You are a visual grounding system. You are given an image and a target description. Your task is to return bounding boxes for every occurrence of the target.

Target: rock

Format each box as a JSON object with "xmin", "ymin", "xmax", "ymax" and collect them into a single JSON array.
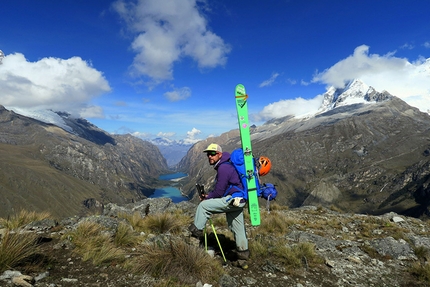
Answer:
[
  {"xmin": 12, "ymin": 275, "xmax": 34, "ymax": 287},
  {"xmin": 369, "ymin": 237, "xmax": 416, "ymax": 260},
  {"xmin": 392, "ymin": 216, "xmax": 404, "ymax": 223}
]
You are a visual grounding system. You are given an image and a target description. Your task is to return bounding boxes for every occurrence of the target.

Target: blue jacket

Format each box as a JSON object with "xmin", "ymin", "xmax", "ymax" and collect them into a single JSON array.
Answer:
[{"xmin": 206, "ymin": 152, "xmax": 244, "ymax": 199}]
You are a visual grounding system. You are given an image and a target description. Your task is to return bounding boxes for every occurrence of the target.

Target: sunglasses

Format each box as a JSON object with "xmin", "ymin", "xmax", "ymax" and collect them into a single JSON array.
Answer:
[{"xmin": 206, "ymin": 151, "xmax": 218, "ymax": 156}]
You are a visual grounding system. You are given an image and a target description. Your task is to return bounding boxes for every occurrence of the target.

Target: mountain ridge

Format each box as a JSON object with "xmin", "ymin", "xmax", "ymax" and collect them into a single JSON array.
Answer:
[
  {"xmin": 0, "ymin": 105, "xmax": 169, "ymax": 218},
  {"xmin": 177, "ymin": 80, "xmax": 430, "ymax": 218}
]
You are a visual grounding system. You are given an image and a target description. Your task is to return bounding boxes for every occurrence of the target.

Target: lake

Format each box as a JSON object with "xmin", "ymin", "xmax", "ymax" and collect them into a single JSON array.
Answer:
[{"xmin": 150, "ymin": 173, "xmax": 189, "ymax": 203}]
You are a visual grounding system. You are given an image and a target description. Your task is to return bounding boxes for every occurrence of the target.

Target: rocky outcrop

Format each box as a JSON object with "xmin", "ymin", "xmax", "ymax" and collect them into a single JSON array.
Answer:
[{"xmin": 0, "ymin": 200, "xmax": 429, "ymax": 286}]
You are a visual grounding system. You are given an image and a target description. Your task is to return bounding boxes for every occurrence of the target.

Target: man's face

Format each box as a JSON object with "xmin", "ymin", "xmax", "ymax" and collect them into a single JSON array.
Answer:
[{"xmin": 206, "ymin": 151, "xmax": 221, "ymax": 165}]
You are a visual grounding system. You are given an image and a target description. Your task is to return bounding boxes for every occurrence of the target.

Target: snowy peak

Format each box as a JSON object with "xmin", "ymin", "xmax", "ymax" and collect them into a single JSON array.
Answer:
[
  {"xmin": 5, "ymin": 106, "xmax": 75, "ymax": 133},
  {"xmin": 319, "ymin": 79, "xmax": 392, "ymax": 113}
]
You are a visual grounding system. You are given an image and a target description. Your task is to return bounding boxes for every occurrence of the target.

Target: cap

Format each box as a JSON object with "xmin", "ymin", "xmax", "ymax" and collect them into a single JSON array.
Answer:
[{"xmin": 203, "ymin": 143, "xmax": 222, "ymax": 153}]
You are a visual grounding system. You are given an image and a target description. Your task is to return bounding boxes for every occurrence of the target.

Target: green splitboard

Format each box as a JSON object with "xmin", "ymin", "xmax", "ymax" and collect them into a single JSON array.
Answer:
[{"xmin": 235, "ymin": 84, "xmax": 260, "ymax": 226}]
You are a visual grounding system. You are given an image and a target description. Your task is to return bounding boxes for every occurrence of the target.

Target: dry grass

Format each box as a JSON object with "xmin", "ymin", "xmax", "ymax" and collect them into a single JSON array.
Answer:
[
  {"xmin": 114, "ymin": 221, "xmax": 141, "ymax": 247},
  {"xmin": 118, "ymin": 211, "xmax": 146, "ymax": 231},
  {"xmin": 249, "ymin": 235, "xmax": 323, "ymax": 273},
  {"xmin": 0, "ymin": 210, "xmax": 51, "ymax": 230},
  {"xmin": 131, "ymin": 239, "xmax": 224, "ymax": 285},
  {"xmin": 118, "ymin": 210, "xmax": 189, "ymax": 235},
  {"xmin": 251, "ymin": 210, "xmax": 298, "ymax": 236},
  {"xmin": 273, "ymin": 241, "xmax": 323, "ymax": 270},
  {"xmin": 64, "ymin": 221, "xmax": 125, "ymax": 265},
  {"xmin": 409, "ymin": 262, "xmax": 430, "ymax": 284},
  {"xmin": 409, "ymin": 246, "xmax": 430, "ymax": 284},
  {"xmin": 141, "ymin": 211, "xmax": 189, "ymax": 235},
  {"xmin": 0, "ymin": 230, "xmax": 39, "ymax": 272}
]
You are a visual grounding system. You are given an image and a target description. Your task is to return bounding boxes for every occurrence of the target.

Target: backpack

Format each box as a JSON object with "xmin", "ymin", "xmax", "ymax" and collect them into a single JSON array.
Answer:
[
  {"xmin": 222, "ymin": 148, "xmax": 258, "ymax": 201},
  {"xmin": 260, "ymin": 183, "xmax": 278, "ymax": 201},
  {"xmin": 223, "ymin": 148, "xmax": 277, "ymax": 202}
]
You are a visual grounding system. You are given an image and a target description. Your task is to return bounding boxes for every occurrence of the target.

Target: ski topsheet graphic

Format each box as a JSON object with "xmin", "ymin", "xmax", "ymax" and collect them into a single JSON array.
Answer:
[{"xmin": 235, "ymin": 84, "xmax": 260, "ymax": 226}]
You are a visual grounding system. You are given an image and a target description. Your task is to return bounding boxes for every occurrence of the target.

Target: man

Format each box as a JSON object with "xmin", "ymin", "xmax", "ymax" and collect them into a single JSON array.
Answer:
[{"xmin": 188, "ymin": 143, "xmax": 250, "ymax": 261}]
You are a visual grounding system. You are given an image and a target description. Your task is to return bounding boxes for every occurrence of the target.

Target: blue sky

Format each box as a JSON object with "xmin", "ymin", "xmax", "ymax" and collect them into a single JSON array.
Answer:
[{"xmin": 1, "ymin": 0, "xmax": 429, "ymax": 143}]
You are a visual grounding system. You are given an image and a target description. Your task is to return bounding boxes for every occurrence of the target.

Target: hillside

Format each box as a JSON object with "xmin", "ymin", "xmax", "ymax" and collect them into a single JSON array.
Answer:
[
  {"xmin": 0, "ymin": 199, "xmax": 429, "ymax": 287},
  {"xmin": 177, "ymin": 81, "xmax": 430, "ymax": 219},
  {"xmin": 0, "ymin": 106, "xmax": 169, "ymax": 218}
]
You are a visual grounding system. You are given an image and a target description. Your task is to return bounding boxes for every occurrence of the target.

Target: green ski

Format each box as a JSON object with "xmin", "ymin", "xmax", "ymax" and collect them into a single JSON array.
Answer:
[{"xmin": 235, "ymin": 84, "xmax": 260, "ymax": 226}]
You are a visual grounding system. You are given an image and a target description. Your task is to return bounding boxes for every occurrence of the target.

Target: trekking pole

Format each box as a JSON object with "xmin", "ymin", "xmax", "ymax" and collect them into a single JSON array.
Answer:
[
  {"xmin": 197, "ymin": 183, "xmax": 227, "ymax": 262},
  {"xmin": 204, "ymin": 219, "xmax": 227, "ymax": 263}
]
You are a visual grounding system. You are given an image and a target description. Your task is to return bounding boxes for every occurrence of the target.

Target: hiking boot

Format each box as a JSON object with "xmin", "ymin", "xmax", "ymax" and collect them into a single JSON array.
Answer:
[
  {"xmin": 236, "ymin": 249, "xmax": 250, "ymax": 260},
  {"xmin": 188, "ymin": 223, "xmax": 203, "ymax": 238}
]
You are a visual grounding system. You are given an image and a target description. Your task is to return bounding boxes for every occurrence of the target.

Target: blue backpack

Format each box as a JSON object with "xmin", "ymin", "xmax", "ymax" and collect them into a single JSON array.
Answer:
[
  {"xmin": 260, "ymin": 183, "xmax": 278, "ymax": 201},
  {"xmin": 222, "ymin": 148, "xmax": 259, "ymax": 200},
  {"xmin": 223, "ymin": 148, "xmax": 278, "ymax": 201}
]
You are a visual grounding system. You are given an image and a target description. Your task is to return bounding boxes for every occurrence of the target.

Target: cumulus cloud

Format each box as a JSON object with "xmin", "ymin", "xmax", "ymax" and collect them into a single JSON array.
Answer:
[
  {"xmin": 183, "ymin": 127, "xmax": 201, "ymax": 144},
  {"xmin": 0, "ymin": 52, "xmax": 110, "ymax": 117},
  {"xmin": 164, "ymin": 87, "xmax": 191, "ymax": 101},
  {"xmin": 113, "ymin": 0, "xmax": 231, "ymax": 83},
  {"xmin": 254, "ymin": 95, "xmax": 324, "ymax": 122},
  {"xmin": 312, "ymin": 45, "xmax": 430, "ymax": 113},
  {"xmin": 259, "ymin": 72, "xmax": 279, "ymax": 87}
]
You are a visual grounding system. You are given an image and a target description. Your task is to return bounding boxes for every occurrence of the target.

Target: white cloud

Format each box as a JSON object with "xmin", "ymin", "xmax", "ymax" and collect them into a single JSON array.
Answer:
[
  {"xmin": 0, "ymin": 52, "xmax": 110, "ymax": 117},
  {"xmin": 259, "ymin": 72, "xmax": 279, "ymax": 87},
  {"xmin": 424, "ymin": 42, "xmax": 430, "ymax": 48},
  {"xmin": 286, "ymin": 78, "xmax": 297, "ymax": 85},
  {"xmin": 400, "ymin": 43, "xmax": 414, "ymax": 50},
  {"xmin": 164, "ymin": 87, "xmax": 191, "ymax": 101},
  {"xmin": 312, "ymin": 45, "xmax": 430, "ymax": 113},
  {"xmin": 300, "ymin": 79, "xmax": 310, "ymax": 86},
  {"xmin": 157, "ymin": 131, "xmax": 175, "ymax": 137},
  {"xmin": 254, "ymin": 95, "xmax": 324, "ymax": 122},
  {"xmin": 132, "ymin": 131, "xmax": 152, "ymax": 138},
  {"xmin": 113, "ymin": 0, "xmax": 231, "ymax": 83},
  {"xmin": 183, "ymin": 127, "xmax": 201, "ymax": 144}
]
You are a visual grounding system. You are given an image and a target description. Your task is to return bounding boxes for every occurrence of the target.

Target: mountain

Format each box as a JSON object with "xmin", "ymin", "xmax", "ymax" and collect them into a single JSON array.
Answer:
[
  {"xmin": 0, "ymin": 106, "xmax": 169, "ymax": 218},
  {"xmin": 177, "ymin": 80, "xmax": 430, "ymax": 218},
  {"xmin": 150, "ymin": 137, "xmax": 193, "ymax": 168},
  {"xmin": 318, "ymin": 79, "xmax": 393, "ymax": 114}
]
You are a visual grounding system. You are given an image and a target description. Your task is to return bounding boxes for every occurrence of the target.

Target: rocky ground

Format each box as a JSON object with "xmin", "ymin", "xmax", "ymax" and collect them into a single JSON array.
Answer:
[{"xmin": 1, "ymin": 198, "xmax": 430, "ymax": 287}]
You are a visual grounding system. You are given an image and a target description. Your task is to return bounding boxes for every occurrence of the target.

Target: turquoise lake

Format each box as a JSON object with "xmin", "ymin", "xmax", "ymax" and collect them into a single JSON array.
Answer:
[{"xmin": 150, "ymin": 173, "xmax": 189, "ymax": 203}]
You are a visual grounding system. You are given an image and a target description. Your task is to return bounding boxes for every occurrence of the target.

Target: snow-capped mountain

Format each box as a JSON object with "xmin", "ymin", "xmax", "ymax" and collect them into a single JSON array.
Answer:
[
  {"xmin": 250, "ymin": 79, "xmax": 397, "ymax": 142},
  {"xmin": 149, "ymin": 137, "xmax": 193, "ymax": 168},
  {"xmin": 5, "ymin": 106, "xmax": 75, "ymax": 133},
  {"xmin": 318, "ymin": 79, "xmax": 393, "ymax": 114}
]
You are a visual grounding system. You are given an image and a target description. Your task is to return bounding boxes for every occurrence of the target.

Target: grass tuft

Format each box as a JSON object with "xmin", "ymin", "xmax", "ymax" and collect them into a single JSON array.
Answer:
[
  {"xmin": 252, "ymin": 211, "xmax": 297, "ymax": 236},
  {"xmin": 0, "ymin": 230, "xmax": 39, "ymax": 273},
  {"xmin": 64, "ymin": 221, "xmax": 125, "ymax": 265},
  {"xmin": 0, "ymin": 210, "xmax": 51, "ymax": 230},
  {"xmin": 409, "ymin": 262, "xmax": 430, "ymax": 284},
  {"xmin": 249, "ymin": 236, "xmax": 323, "ymax": 273},
  {"xmin": 141, "ymin": 212, "xmax": 189, "ymax": 235},
  {"xmin": 132, "ymin": 239, "xmax": 224, "ymax": 285}
]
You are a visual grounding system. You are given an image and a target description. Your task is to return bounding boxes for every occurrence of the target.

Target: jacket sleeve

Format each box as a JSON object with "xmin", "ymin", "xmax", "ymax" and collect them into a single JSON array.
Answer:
[{"xmin": 205, "ymin": 163, "xmax": 234, "ymax": 199}]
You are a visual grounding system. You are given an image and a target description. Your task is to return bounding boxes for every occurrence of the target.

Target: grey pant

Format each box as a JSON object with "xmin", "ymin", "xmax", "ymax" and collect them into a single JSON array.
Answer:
[{"xmin": 194, "ymin": 196, "xmax": 248, "ymax": 251}]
